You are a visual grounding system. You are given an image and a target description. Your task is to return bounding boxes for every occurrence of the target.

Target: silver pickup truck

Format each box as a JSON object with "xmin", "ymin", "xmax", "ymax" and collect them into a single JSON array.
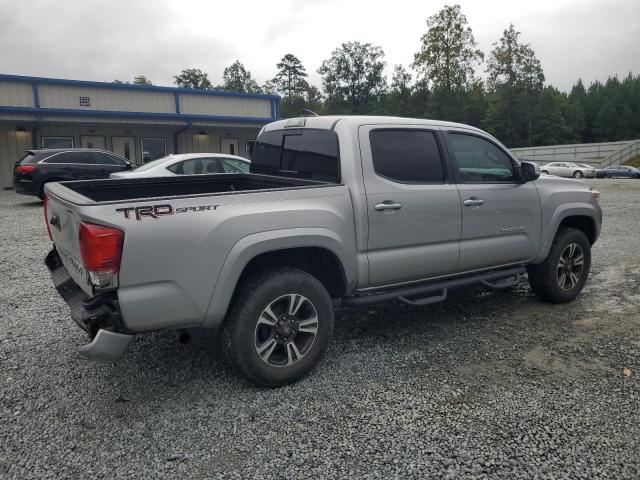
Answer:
[{"xmin": 44, "ymin": 116, "xmax": 602, "ymax": 386}]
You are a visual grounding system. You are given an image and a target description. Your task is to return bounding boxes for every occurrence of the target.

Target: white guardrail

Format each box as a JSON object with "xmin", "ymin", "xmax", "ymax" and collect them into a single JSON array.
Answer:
[{"xmin": 511, "ymin": 140, "xmax": 640, "ymax": 168}]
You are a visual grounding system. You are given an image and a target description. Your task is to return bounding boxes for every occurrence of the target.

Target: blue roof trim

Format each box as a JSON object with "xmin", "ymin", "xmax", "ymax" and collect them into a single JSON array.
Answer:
[
  {"xmin": 0, "ymin": 73, "xmax": 280, "ymax": 101},
  {"xmin": 0, "ymin": 106, "xmax": 273, "ymax": 124}
]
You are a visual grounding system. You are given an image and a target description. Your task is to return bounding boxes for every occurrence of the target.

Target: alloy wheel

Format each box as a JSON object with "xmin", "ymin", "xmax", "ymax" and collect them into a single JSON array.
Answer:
[
  {"xmin": 254, "ymin": 294, "xmax": 319, "ymax": 367},
  {"xmin": 557, "ymin": 243, "xmax": 585, "ymax": 290}
]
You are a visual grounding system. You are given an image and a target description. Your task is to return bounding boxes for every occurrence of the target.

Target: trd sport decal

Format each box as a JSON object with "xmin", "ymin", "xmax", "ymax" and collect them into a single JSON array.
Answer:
[{"xmin": 116, "ymin": 204, "xmax": 219, "ymax": 221}]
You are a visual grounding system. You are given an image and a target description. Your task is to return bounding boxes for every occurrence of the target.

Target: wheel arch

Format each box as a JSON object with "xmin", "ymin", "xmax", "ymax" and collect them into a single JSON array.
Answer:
[
  {"xmin": 559, "ymin": 215, "xmax": 597, "ymax": 244},
  {"xmin": 202, "ymin": 228, "xmax": 356, "ymax": 328},
  {"xmin": 534, "ymin": 206, "xmax": 600, "ymax": 263}
]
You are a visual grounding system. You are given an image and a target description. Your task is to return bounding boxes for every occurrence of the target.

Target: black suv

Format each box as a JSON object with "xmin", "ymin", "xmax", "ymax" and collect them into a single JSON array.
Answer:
[{"xmin": 13, "ymin": 149, "xmax": 133, "ymax": 199}]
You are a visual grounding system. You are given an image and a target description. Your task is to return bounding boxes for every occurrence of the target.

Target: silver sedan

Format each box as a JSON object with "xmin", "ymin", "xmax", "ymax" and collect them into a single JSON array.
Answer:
[
  {"xmin": 110, "ymin": 153, "xmax": 250, "ymax": 179},
  {"xmin": 540, "ymin": 162, "xmax": 596, "ymax": 179}
]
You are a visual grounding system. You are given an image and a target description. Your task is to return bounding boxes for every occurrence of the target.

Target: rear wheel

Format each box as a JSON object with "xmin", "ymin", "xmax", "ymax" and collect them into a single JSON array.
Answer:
[
  {"xmin": 573, "ymin": 171, "xmax": 583, "ymax": 179},
  {"xmin": 527, "ymin": 227, "xmax": 591, "ymax": 303},
  {"xmin": 223, "ymin": 268, "xmax": 334, "ymax": 387},
  {"xmin": 541, "ymin": 170, "xmax": 549, "ymax": 175},
  {"xmin": 38, "ymin": 182, "xmax": 48, "ymax": 200}
]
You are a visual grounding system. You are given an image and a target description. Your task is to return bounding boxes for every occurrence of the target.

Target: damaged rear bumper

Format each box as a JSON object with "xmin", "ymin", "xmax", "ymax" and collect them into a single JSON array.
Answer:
[{"xmin": 45, "ymin": 248, "xmax": 135, "ymax": 362}]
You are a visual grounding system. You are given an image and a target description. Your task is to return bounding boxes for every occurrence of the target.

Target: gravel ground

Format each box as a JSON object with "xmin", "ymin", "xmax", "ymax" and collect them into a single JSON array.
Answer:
[{"xmin": 1, "ymin": 179, "xmax": 639, "ymax": 479}]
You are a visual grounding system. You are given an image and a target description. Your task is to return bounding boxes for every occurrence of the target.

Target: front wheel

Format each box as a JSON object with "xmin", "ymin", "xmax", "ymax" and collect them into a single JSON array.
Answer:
[
  {"xmin": 527, "ymin": 227, "xmax": 591, "ymax": 303},
  {"xmin": 223, "ymin": 268, "xmax": 334, "ymax": 387},
  {"xmin": 573, "ymin": 171, "xmax": 583, "ymax": 179},
  {"xmin": 541, "ymin": 170, "xmax": 549, "ymax": 175}
]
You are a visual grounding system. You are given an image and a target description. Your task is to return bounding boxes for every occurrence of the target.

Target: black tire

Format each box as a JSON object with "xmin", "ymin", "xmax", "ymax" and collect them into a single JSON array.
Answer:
[
  {"xmin": 223, "ymin": 268, "xmax": 334, "ymax": 387},
  {"xmin": 527, "ymin": 227, "xmax": 591, "ymax": 303},
  {"xmin": 541, "ymin": 170, "xmax": 549, "ymax": 175},
  {"xmin": 37, "ymin": 183, "xmax": 47, "ymax": 200},
  {"xmin": 573, "ymin": 171, "xmax": 583, "ymax": 179}
]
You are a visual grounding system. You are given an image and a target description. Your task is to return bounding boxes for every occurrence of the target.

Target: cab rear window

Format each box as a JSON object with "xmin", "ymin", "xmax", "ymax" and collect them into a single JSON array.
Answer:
[{"xmin": 251, "ymin": 129, "xmax": 340, "ymax": 183}]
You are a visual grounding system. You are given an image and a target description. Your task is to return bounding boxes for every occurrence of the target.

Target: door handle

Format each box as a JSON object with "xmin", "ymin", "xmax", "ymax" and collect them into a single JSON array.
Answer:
[
  {"xmin": 463, "ymin": 198, "xmax": 485, "ymax": 207},
  {"xmin": 374, "ymin": 201, "xmax": 403, "ymax": 212}
]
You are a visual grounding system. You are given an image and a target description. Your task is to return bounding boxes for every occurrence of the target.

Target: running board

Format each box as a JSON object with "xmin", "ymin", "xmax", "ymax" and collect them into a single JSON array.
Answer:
[{"xmin": 342, "ymin": 267, "xmax": 526, "ymax": 307}]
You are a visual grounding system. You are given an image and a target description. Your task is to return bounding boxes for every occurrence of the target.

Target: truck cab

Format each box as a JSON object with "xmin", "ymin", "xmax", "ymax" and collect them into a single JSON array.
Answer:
[{"xmin": 44, "ymin": 116, "xmax": 602, "ymax": 386}]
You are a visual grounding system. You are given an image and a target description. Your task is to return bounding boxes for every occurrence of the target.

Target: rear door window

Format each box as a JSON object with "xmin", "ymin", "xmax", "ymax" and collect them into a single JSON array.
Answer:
[
  {"xmin": 169, "ymin": 158, "xmax": 223, "ymax": 175},
  {"xmin": 92, "ymin": 153, "xmax": 125, "ymax": 165},
  {"xmin": 221, "ymin": 158, "xmax": 249, "ymax": 173},
  {"xmin": 251, "ymin": 129, "xmax": 340, "ymax": 182},
  {"xmin": 369, "ymin": 129, "xmax": 445, "ymax": 183},
  {"xmin": 43, "ymin": 152, "xmax": 94, "ymax": 164}
]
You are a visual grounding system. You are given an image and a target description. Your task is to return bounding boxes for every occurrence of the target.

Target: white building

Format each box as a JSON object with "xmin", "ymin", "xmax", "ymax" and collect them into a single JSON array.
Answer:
[{"xmin": 0, "ymin": 74, "xmax": 280, "ymax": 189}]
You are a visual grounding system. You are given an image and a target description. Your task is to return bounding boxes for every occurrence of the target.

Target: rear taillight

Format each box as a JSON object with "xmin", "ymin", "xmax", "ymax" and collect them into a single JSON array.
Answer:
[
  {"xmin": 43, "ymin": 196, "xmax": 52, "ymax": 241},
  {"xmin": 15, "ymin": 164, "xmax": 37, "ymax": 174},
  {"xmin": 79, "ymin": 222, "xmax": 124, "ymax": 289}
]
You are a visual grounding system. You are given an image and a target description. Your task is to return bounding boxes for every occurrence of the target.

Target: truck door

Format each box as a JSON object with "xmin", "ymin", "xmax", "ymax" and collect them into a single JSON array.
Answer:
[
  {"xmin": 443, "ymin": 130, "xmax": 542, "ymax": 272},
  {"xmin": 358, "ymin": 125, "xmax": 462, "ymax": 288}
]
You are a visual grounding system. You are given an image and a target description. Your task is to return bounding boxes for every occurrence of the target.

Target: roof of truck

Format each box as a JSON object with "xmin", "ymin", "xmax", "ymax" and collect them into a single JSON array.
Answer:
[{"xmin": 263, "ymin": 115, "xmax": 487, "ymax": 134}]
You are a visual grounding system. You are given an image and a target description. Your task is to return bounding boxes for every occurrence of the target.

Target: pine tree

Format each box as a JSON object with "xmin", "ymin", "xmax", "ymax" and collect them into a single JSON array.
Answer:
[
  {"xmin": 485, "ymin": 24, "xmax": 544, "ymax": 146},
  {"xmin": 273, "ymin": 54, "xmax": 309, "ymax": 99},
  {"xmin": 412, "ymin": 5, "xmax": 484, "ymax": 92}
]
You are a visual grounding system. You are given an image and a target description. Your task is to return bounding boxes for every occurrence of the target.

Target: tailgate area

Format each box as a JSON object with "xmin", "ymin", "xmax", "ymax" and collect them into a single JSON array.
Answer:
[{"xmin": 45, "ymin": 249, "xmax": 125, "ymax": 336}]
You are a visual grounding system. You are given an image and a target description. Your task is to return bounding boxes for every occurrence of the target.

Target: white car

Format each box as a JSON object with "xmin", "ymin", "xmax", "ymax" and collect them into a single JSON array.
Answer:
[
  {"xmin": 540, "ymin": 162, "xmax": 596, "ymax": 179},
  {"xmin": 110, "ymin": 153, "xmax": 250, "ymax": 179}
]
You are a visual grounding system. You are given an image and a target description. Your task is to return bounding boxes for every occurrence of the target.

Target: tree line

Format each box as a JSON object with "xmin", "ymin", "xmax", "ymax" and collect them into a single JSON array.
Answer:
[{"xmin": 116, "ymin": 4, "xmax": 639, "ymax": 148}]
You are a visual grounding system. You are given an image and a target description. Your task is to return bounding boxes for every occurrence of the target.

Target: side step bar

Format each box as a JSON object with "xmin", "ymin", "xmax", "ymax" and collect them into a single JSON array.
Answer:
[{"xmin": 342, "ymin": 267, "xmax": 525, "ymax": 307}]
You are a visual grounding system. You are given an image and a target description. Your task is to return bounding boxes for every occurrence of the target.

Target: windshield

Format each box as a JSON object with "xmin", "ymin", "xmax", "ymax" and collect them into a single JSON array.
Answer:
[{"xmin": 132, "ymin": 156, "xmax": 173, "ymax": 172}]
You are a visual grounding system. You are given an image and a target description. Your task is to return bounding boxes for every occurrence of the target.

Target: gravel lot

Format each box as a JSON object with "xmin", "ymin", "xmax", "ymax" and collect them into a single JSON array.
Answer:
[{"xmin": 1, "ymin": 179, "xmax": 639, "ymax": 479}]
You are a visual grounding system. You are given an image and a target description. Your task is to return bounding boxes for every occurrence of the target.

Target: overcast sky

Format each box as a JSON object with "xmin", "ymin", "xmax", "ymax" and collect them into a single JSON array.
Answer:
[{"xmin": 1, "ymin": 0, "xmax": 638, "ymax": 92}]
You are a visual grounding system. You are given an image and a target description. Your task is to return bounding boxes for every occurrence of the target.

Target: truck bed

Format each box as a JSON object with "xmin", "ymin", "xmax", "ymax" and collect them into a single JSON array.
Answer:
[{"xmin": 55, "ymin": 173, "xmax": 329, "ymax": 203}]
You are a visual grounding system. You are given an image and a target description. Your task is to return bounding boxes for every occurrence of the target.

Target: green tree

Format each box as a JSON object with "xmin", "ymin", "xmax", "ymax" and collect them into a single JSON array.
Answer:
[
  {"xmin": 619, "ymin": 102, "xmax": 635, "ymax": 139},
  {"xmin": 412, "ymin": 4, "xmax": 484, "ymax": 92},
  {"xmin": 384, "ymin": 65, "xmax": 413, "ymax": 117},
  {"xmin": 261, "ymin": 79, "xmax": 278, "ymax": 95},
  {"xmin": 318, "ymin": 41, "xmax": 386, "ymax": 113},
  {"xmin": 132, "ymin": 75, "xmax": 153, "ymax": 86},
  {"xmin": 173, "ymin": 68, "xmax": 212, "ymax": 89},
  {"xmin": 530, "ymin": 87, "xmax": 573, "ymax": 145},
  {"xmin": 485, "ymin": 24, "xmax": 545, "ymax": 146},
  {"xmin": 592, "ymin": 98, "xmax": 618, "ymax": 141},
  {"xmin": 565, "ymin": 80, "xmax": 587, "ymax": 141},
  {"xmin": 486, "ymin": 24, "xmax": 544, "ymax": 91},
  {"xmin": 274, "ymin": 54, "xmax": 309, "ymax": 99},
  {"xmin": 219, "ymin": 61, "xmax": 262, "ymax": 93}
]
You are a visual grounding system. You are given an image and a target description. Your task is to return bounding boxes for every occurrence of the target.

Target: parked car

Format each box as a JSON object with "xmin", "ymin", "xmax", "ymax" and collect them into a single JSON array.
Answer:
[
  {"xmin": 14, "ymin": 148, "xmax": 133, "ymax": 199},
  {"xmin": 43, "ymin": 116, "xmax": 601, "ymax": 386},
  {"xmin": 110, "ymin": 153, "xmax": 250, "ymax": 179},
  {"xmin": 540, "ymin": 162, "xmax": 596, "ymax": 178},
  {"xmin": 575, "ymin": 163, "xmax": 598, "ymax": 178},
  {"xmin": 596, "ymin": 165, "xmax": 640, "ymax": 178}
]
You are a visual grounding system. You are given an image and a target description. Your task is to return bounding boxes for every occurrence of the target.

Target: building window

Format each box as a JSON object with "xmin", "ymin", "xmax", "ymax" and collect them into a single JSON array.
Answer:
[
  {"xmin": 41, "ymin": 137, "xmax": 74, "ymax": 149},
  {"xmin": 140, "ymin": 138, "xmax": 167, "ymax": 163},
  {"xmin": 245, "ymin": 139, "xmax": 256, "ymax": 159}
]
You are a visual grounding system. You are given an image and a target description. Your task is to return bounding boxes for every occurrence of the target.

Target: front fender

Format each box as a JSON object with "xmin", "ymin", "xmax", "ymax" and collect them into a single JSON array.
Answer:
[
  {"xmin": 202, "ymin": 228, "xmax": 357, "ymax": 328},
  {"xmin": 533, "ymin": 202, "xmax": 601, "ymax": 263}
]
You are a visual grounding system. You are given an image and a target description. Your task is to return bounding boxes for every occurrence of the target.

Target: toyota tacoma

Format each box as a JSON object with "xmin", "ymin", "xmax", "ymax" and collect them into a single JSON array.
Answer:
[{"xmin": 43, "ymin": 116, "xmax": 602, "ymax": 386}]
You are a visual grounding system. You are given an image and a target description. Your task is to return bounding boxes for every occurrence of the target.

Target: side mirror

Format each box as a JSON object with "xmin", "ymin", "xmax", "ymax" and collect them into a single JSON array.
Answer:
[{"xmin": 520, "ymin": 161, "xmax": 540, "ymax": 182}]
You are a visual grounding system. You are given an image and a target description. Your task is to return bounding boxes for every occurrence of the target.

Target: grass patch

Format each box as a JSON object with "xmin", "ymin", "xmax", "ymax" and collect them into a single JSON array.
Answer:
[{"xmin": 626, "ymin": 155, "xmax": 640, "ymax": 167}]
